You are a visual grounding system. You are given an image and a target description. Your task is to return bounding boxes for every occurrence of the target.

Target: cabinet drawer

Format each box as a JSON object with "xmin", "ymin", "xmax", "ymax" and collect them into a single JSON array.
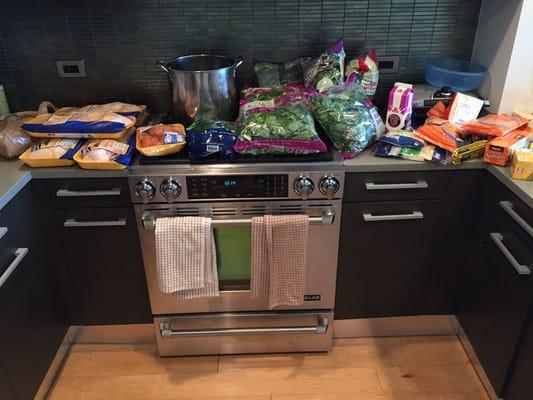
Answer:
[
  {"xmin": 335, "ymin": 200, "xmax": 444, "ymax": 319},
  {"xmin": 344, "ymin": 171, "xmax": 449, "ymax": 202},
  {"xmin": 56, "ymin": 207, "xmax": 151, "ymax": 325},
  {"xmin": 48, "ymin": 178, "xmax": 131, "ymax": 208}
]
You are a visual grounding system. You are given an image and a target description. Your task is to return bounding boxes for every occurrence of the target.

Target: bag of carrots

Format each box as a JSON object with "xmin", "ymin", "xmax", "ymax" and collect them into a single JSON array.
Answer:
[
  {"xmin": 459, "ymin": 114, "xmax": 528, "ymax": 137},
  {"xmin": 416, "ymin": 117, "xmax": 464, "ymax": 152}
]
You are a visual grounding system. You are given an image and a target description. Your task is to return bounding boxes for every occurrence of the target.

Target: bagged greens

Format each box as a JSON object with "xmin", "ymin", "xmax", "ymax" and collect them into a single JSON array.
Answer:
[
  {"xmin": 254, "ymin": 58, "xmax": 306, "ymax": 88},
  {"xmin": 304, "ymin": 39, "xmax": 345, "ymax": 92},
  {"xmin": 310, "ymin": 79, "xmax": 385, "ymax": 159},
  {"xmin": 186, "ymin": 119, "xmax": 238, "ymax": 160},
  {"xmin": 235, "ymin": 95, "xmax": 326, "ymax": 155}
]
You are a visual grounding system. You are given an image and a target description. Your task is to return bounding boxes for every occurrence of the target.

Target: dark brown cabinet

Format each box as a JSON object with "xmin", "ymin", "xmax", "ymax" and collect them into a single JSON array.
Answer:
[
  {"xmin": 457, "ymin": 173, "xmax": 533, "ymax": 397},
  {"xmin": 0, "ymin": 184, "xmax": 68, "ymax": 400},
  {"xmin": 56, "ymin": 207, "xmax": 152, "ymax": 325},
  {"xmin": 336, "ymin": 199, "xmax": 444, "ymax": 318}
]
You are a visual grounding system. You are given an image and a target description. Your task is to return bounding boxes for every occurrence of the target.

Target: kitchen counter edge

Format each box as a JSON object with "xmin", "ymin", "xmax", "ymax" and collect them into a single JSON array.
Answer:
[{"xmin": 0, "ymin": 155, "xmax": 531, "ymax": 210}]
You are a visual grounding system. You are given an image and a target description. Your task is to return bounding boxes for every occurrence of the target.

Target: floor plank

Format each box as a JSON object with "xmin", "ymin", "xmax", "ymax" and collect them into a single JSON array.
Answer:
[{"xmin": 48, "ymin": 336, "xmax": 489, "ymax": 400}]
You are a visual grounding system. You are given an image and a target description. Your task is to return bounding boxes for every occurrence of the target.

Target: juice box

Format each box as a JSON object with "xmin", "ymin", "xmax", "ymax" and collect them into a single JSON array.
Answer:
[{"xmin": 511, "ymin": 148, "xmax": 533, "ymax": 180}]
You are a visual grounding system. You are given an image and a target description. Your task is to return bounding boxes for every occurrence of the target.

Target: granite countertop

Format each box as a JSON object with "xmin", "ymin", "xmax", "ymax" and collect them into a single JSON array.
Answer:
[{"xmin": 1, "ymin": 150, "xmax": 532, "ymax": 210}]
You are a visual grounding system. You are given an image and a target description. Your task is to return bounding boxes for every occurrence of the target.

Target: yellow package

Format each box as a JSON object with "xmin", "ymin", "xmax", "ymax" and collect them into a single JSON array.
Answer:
[{"xmin": 511, "ymin": 148, "xmax": 533, "ymax": 180}]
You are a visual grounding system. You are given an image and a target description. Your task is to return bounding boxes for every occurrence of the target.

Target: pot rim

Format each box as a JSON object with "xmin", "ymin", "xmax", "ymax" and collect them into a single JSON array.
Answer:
[{"xmin": 164, "ymin": 54, "xmax": 241, "ymax": 73}]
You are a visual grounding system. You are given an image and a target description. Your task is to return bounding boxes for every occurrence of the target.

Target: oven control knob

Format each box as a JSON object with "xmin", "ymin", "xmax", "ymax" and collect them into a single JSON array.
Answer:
[
  {"xmin": 160, "ymin": 179, "xmax": 181, "ymax": 203},
  {"xmin": 319, "ymin": 176, "xmax": 340, "ymax": 199},
  {"xmin": 134, "ymin": 180, "xmax": 155, "ymax": 204},
  {"xmin": 293, "ymin": 176, "xmax": 314, "ymax": 200}
]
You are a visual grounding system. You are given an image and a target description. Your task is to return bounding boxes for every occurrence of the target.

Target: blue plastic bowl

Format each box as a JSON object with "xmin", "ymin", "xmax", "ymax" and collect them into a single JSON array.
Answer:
[{"xmin": 425, "ymin": 58, "xmax": 487, "ymax": 92}]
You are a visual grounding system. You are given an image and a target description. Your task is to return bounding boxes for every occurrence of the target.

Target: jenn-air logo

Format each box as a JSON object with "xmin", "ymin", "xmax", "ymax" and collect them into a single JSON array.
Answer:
[{"xmin": 304, "ymin": 294, "xmax": 321, "ymax": 301}]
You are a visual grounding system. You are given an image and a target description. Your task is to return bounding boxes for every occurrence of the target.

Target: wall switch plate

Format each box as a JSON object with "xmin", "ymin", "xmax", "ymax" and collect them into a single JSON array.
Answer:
[
  {"xmin": 378, "ymin": 56, "xmax": 400, "ymax": 73},
  {"xmin": 56, "ymin": 60, "xmax": 86, "ymax": 78}
]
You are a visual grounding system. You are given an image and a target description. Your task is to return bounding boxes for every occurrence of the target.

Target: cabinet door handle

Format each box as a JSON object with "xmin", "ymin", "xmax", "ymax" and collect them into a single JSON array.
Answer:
[
  {"xmin": 0, "ymin": 248, "xmax": 29, "ymax": 288},
  {"xmin": 490, "ymin": 233, "xmax": 531, "ymax": 276},
  {"xmin": 363, "ymin": 211, "xmax": 424, "ymax": 222},
  {"xmin": 64, "ymin": 218, "xmax": 127, "ymax": 228},
  {"xmin": 56, "ymin": 188, "xmax": 121, "ymax": 197},
  {"xmin": 365, "ymin": 181, "xmax": 428, "ymax": 191},
  {"xmin": 0, "ymin": 227, "xmax": 7, "ymax": 241},
  {"xmin": 500, "ymin": 201, "xmax": 533, "ymax": 238}
]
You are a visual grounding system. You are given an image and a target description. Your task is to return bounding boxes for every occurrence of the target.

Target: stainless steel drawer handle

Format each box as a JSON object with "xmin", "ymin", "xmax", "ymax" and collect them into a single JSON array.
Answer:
[
  {"xmin": 0, "ymin": 227, "xmax": 7, "ymax": 241},
  {"xmin": 142, "ymin": 211, "xmax": 335, "ymax": 230},
  {"xmin": 490, "ymin": 233, "xmax": 531, "ymax": 276},
  {"xmin": 56, "ymin": 188, "xmax": 121, "ymax": 197},
  {"xmin": 363, "ymin": 211, "xmax": 424, "ymax": 222},
  {"xmin": 365, "ymin": 181, "xmax": 429, "ymax": 191},
  {"xmin": 64, "ymin": 218, "xmax": 127, "ymax": 228},
  {"xmin": 0, "ymin": 248, "xmax": 29, "ymax": 288},
  {"xmin": 500, "ymin": 201, "xmax": 533, "ymax": 238},
  {"xmin": 160, "ymin": 315, "xmax": 328, "ymax": 338}
]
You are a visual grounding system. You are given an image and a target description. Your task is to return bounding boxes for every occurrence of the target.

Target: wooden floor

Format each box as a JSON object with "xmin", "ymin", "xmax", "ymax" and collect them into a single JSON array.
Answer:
[{"xmin": 48, "ymin": 336, "xmax": 489, "ymax": 400}]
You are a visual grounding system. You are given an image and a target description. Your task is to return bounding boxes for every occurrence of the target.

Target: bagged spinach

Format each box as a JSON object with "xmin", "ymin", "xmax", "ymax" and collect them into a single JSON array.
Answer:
[
  {"xmin": 186, "ymin": 119, "xmax": 239, "ymax": 160},
  {"xmin": 235, "ymin": 98, "xmax": 326, "ymax": 155},
  {"xmin": 304, "ymin": 39, "xmax": 345, "ymax": 92},
  {"xmin": 254, "ymin": 58, "xmax": 306, "ymax": 88},
  {"xmin": 310, "ymin": 79, "xmax": 385, "ymax": 159}
]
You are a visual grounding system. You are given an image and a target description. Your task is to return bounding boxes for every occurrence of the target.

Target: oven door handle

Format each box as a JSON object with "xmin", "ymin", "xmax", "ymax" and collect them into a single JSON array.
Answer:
[
  {"xmin": 142, "ymin": 211, "xmax": 335, "ymax": 230},
  {"xmin": 159, "ymin": 315, "xmax": 329, "ymax": 338}
]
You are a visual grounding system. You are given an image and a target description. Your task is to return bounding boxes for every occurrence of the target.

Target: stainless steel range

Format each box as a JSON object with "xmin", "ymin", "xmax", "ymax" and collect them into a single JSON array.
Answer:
[{"xmin": 129, "ymin": 160, "xmax": 344, "ymax": 356}]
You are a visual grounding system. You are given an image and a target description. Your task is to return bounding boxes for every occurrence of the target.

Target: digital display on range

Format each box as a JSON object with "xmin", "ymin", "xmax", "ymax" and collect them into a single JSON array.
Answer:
[{"xmin": 187, "ymin": 175, "xmax": 288, "ymax": 199}]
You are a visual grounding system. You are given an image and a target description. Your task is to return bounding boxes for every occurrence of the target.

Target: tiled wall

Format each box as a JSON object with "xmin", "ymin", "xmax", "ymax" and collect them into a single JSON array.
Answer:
[{"xmin": 0, "ymin": 0, "xmax": 481, "ymax": 113}]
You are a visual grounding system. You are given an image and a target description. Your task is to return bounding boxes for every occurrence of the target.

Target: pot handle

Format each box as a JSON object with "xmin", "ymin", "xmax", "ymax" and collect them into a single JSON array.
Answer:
[
  {"xmin": 234, "ymin": 56, "xmax": 244, "ymax": 69},
  {"xmin": 157, "ymin": 59, "xmax": 171, "ymax": 75}
]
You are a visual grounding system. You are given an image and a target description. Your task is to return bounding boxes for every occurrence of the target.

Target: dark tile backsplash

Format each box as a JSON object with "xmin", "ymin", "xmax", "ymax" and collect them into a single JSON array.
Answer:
[{"xmin": 0, "ymin": 0, "xmax": 481, "ymax": 113}]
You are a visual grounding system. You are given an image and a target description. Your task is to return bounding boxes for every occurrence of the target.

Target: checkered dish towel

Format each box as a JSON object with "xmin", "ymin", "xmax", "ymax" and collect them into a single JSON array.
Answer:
[
  {"xmin": 155, "ymin": 216, "xmax": 219, "ymax": 299},
  {"xmin": 251, "ymin": 215, "xmax": 309, "ymax": 308}
]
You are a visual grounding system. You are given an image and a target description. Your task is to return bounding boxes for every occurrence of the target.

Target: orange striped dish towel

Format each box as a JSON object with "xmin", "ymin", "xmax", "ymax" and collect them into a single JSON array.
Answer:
[{"xmin": 251, "ymin": 215, "xmax": 309, "ymax": 308}]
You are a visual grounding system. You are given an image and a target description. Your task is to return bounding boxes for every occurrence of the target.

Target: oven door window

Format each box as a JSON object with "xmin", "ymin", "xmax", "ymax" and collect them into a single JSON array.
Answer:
[{"xmin": 214, "ymin": 227, "xmax": 251, "ymax": 291}]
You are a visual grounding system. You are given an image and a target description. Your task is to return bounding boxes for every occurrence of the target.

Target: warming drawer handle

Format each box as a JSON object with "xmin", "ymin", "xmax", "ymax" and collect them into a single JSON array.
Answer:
[
  {"xmin": 142, "ymin": 211, "xmax": 335, "ymax": 230},
  {"xmin": 500, "ymin": 201, "xmax": 533, "ymax": 238},
  {"xmin": 490, "ymin": 233, "xmax": 531, "ymax": 276},
  {"xmin": 64, "ymin": 218, "xmax": 127, "ymax": 228},
  {"xmin": 159, "ymin": 315, "xmax": 329, "ymax": 338},
  {"xmin": 56, "ymin": 188, "xmax": 122, "ymax": 197},
  {"xmin": 0, "ymin": 248, "xmax": 29, "ymax": 288},
  {"xmin": 362, "ymin": 211, "xmax": 424, "ymax": 222},
  {"xmin": 365, "ymin": 181, "xmax": 429, "ymax": 191}
]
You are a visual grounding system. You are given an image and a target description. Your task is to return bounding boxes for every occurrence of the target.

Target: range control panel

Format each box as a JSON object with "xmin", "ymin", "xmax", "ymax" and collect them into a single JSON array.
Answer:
[
  {"xmin": 187, "ymin": 175, "xmax": 288, "ymax": 199},
  {"xmin": 129, "ymin": 170, "xmax": 344, "ymax": 204}
]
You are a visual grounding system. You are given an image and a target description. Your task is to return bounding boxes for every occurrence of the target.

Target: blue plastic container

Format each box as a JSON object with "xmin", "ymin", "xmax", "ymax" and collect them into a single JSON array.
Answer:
[{"xmin": 425, "ymin": 58, "xmax": 487, "ymax": 92}]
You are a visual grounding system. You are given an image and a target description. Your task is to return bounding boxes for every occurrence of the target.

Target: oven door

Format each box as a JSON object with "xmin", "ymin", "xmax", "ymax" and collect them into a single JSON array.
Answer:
[{"xmin": 135, "ymin": 200, "xmax": 341, "ymax": 314}]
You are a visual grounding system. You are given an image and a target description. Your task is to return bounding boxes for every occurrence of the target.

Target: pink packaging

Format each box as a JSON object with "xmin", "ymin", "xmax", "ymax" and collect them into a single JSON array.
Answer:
[{"xmin": 386, "ymin": 82, "xmax": 414, "ymax": 131}]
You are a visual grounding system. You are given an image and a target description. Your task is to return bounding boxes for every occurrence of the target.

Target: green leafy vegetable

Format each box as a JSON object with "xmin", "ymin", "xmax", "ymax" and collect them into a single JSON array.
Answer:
[
  {"xmin": 240, "ymin": 104, "xmax": 319, "ymax": 141},
  {"xmin": 310, "ymin": 81, "xmax": 384, "ymax": 158}
]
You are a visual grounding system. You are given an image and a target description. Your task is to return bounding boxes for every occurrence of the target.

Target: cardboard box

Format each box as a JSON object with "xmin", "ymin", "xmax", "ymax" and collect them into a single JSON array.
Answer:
[
  {"xmin": 484, "ymin": 128, "xmax": 531, "ymax": 166},
  {"xmin": 511, "ymin": 148, "xmax": 533, "ymax": 180}
]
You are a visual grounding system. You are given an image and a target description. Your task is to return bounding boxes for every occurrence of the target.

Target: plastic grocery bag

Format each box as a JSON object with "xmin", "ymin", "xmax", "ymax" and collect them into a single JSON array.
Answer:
[
  {"xmin": 0, "ymin": 115, "xmax": 33, "ymax": 158},
  {"xmin": 310, "ymin": 79, "xmax": 385, "ymax": 159}
]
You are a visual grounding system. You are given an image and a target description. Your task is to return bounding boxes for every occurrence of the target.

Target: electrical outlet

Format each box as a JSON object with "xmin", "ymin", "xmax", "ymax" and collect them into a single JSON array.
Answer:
[
  {"xmin": 56, "ymin": 60, "xmax": 86, "ymax": 78},
  {"xmin": 378, "ymin": 56, "xmax": 400, "ymax": 73}
]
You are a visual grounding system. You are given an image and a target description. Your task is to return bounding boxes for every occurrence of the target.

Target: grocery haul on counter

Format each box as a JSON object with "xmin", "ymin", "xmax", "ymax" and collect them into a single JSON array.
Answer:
[{"xmin": 4, "ymin": 41, "xmax": 532, "ymax": 181}]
